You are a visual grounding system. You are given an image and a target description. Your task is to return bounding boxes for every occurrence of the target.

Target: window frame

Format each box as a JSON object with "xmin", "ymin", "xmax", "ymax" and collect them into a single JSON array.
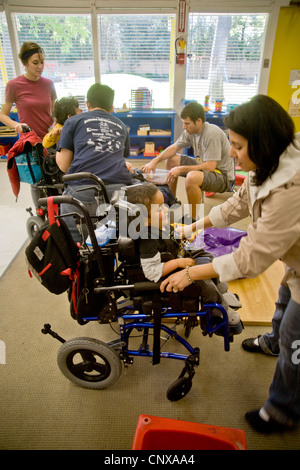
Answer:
[
  {"xmin": 185, "ymin": 12, "xmax": 269, "ymax": 106},
  {"xmin": 0, "ymin": 0, "xmax": 283, "ymax": 126},
  {"xmin": 96, "ymin": 11, "xmax": 176, "ymax": 108}
]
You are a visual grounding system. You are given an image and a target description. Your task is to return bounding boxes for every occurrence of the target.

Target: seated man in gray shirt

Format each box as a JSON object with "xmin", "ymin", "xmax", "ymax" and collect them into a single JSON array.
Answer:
[{"xmin": 141, "ymin": 102, "xmax": 235, "ymax": 221}]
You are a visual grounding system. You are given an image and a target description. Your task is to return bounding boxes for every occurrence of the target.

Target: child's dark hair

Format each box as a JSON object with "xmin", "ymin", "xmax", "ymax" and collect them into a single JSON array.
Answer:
[
  {"xmin": 180, "ymin": 102, "xmax": 206, "ymax": 123},
  {"xmin": 53, "ymin": 97, "xmax": 80, "ymax": 125},
  {"xmin": 126, "ymin": 182, "xmax": 158, "ymax": 217},
  {"xmin": 86, "ymin": 83, "xmax": 115, "ymax": 112},
  {"xmin": 224, "ymin": 95, "xmax": 295, "ymax": 186}
]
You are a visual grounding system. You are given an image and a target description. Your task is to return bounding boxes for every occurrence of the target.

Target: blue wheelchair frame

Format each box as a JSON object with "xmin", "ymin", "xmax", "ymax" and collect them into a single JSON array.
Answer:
[
  {"xmin": 38, "ymin": 175, "xmax": 233, "ymax": 400},
  {"xmin": 82, "ymin": 303, "xmax": 230, "ymax": 359}
]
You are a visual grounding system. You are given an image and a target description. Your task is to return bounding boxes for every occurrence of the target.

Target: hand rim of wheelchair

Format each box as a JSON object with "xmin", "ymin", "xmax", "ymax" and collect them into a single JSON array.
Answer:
[{"xmin": 57, "ymin": 337, "xmax": 122, "ymax": 390}]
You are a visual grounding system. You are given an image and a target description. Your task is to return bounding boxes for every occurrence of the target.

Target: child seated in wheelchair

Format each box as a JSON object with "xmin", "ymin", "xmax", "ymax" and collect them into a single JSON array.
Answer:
[
  {"xmin": 125, "ymin": 182, "xmax": 243, "ymax": 331},
  {"xmin": 42, "ymin": 96, "xmax": 82, "ymax": 149}
]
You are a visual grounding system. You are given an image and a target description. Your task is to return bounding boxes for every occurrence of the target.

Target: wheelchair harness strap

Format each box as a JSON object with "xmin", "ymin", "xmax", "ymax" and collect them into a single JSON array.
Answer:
[{"xmin": 152, "ymin": 290, "xmax": 162, "ymax": 365}]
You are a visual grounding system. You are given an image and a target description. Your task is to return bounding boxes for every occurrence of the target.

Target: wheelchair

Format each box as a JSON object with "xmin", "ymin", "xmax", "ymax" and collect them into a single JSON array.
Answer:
[{"xmin": 38, "ymin": 174, "xmax": 242, "ymax": 401}]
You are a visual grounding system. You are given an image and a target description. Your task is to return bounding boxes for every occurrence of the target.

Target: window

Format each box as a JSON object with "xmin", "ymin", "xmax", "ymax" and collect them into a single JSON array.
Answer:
[
  {"xmin": 97, "ymin": 14, "xmax": 176, "ymax": 109},
  {"xmin": 13, "ymin": 13, "xmax": 94, "ymax": 105},
  {"xmin": 0, "ymin": 12, "xmax": 15, "ymax": 104},
  {"xmin": 186, "ymin": 13, "xmax": 268, "ymax": 107}
]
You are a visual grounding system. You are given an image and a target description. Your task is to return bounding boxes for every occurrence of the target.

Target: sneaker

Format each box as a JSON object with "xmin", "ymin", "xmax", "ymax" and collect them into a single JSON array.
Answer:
[
  {"xmin": 222, "ymin": 291, "xmax": 242, "ymax": 309},
  {"xmin": 242, "ymin": 336, "xmax": 263, "ymax": 353},
  {"xmin": 242, "ymin": 336, "xmax": 279, "ymax": 355},
  {"xmin": 229, "ymin": 320, "xmax": 244, "ymax": 335},
  {"xmin": 211, "ymin": 306, "xmax": 241, "ymax": 326},
  {"xmin": 208, "ymin": 314, "xmax": 243, "ymax": 336},
  {"xmin": 227, "ymin": 307, "xmax": 241, "ymax": 325},
  {"xmin": 245, "ymin": 409, "xmax": 295, "ymax": 433}
]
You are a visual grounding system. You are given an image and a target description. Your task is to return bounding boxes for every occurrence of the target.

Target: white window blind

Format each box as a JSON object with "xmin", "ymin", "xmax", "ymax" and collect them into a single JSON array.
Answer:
[
  {"xmin": 13, "ymin": 13, "xmax": 93, "ymax": 105},
  {"xmin": 97, "ymin": 14, "xmax": 176, "ymax": 109},
  {"xmin": 186, "ymin": 13, "xmax": 268, "ymax": 107},
  {"xmin": 0, "ymin": 12, "xmax": 15, "ymax": 104}
]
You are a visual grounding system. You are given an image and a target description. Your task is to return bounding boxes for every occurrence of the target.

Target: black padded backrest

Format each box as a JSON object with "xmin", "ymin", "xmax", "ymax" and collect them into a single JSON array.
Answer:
[{"xmin": 118, "ymin": 237, "xmax": 140, "ymax": 264}]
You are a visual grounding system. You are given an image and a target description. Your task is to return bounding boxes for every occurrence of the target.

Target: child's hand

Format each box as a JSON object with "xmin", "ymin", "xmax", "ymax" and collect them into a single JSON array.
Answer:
[
  {"xmin": 177, "ymin": 258, "xmax": 195, "ymax": 269},
  {"xmin": 126, "ymin": 161, "xmax": 133, "ymax": 173},
  {"xmin": 52, "ymin": 127, "xmax": 61, "ymax": 136},
  {"xmin": 50, "ymin": 127, "xmax": 62, "ymax": 136},
  {"xmin": 174, "ymin": 223, "xmax": 194, "ymax": 239}
]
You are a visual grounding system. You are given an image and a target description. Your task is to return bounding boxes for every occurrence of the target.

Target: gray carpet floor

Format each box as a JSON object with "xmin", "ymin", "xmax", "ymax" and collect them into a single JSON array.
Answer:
[{"xmin": 0, "ymin": 245, "xmax": 299, "ymax": 451}]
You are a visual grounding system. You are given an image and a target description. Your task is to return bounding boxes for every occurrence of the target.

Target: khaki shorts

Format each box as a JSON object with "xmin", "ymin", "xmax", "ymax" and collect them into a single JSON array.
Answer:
[{"xmin": 180, "ymin": 154, "xmax": 233, "ymax": 193}]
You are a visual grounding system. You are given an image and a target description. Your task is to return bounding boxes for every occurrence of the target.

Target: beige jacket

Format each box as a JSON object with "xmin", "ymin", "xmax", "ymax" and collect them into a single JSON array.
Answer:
[{"xmin": 209, "ymin": 133, "xmax": 300, "ymax": 303}]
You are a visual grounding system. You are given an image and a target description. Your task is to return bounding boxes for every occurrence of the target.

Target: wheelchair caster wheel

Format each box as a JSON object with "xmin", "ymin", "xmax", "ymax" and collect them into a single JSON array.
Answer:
[{"xmin": 166, "ymin": 377, "xmax": 192, "ymax": 401}]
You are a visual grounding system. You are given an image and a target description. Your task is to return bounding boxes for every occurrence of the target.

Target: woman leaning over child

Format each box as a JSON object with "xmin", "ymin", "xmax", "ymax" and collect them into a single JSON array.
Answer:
[{"xmin": 161, "ymin": 95, "xmax": 300, "ymax": 433}]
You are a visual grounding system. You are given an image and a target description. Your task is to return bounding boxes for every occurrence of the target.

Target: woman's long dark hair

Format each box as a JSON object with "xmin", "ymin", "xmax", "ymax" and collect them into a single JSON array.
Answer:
[{"xmin": 224, "ymin": 95, "xmax": 295, "ymax": 186}]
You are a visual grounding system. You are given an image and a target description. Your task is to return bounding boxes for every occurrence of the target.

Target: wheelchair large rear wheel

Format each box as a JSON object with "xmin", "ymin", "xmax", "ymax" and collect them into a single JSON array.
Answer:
[
  {"xmin": 26, "ymin": 215, "xmax": 44, "ymax": 239},
  {"xmin": 57, "ymin": 337, "xmax": 122, "ymax": 389}
]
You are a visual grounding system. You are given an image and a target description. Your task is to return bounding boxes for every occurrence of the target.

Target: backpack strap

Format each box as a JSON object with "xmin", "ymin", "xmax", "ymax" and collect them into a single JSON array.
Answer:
[{"xmin": 47, "ymin": 196, "xmax": 60, "ymax": 226}]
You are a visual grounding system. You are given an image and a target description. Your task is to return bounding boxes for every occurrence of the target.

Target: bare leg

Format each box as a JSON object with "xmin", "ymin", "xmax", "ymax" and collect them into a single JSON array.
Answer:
[
  {"xmin": 165, "ymin": 154, "xmax": 181, "ymax": 195},
  {"xmin": 185, "ymin": 170, "xmax": 204, "ymax": 219}
]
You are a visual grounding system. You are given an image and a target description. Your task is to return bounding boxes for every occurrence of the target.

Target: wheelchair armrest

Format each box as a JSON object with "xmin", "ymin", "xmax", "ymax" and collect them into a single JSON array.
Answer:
[{"xmin": 134, "ymin": 281, "xmax": 161, "ymax": 291}]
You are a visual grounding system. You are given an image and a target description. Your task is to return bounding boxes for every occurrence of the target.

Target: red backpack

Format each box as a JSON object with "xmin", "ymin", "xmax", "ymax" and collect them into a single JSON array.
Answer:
[{"xmin": 25, "ymin": 197, "xmax": 80, "ymax": 295}]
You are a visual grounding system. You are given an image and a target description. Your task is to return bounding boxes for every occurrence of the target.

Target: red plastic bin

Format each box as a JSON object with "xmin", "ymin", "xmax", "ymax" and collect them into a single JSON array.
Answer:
[{"xmin": 132, "ymin": 415, "xmax": 246, "ymax": 450}]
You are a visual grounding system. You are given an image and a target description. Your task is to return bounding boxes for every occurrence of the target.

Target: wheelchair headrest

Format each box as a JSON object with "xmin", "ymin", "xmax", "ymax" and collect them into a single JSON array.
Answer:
[
  {"xmin": 114, "ymin": 196, "xmax": 141, "ymax": 218},
  {"xmin": 110, "ymin": 185, "xmax": 147, "ymax": 238},
  {"xmin": 97, "ymin": 184, "xmax": 150, "ymax": 242},
  {"xmin": 111, "ymin": 184, "xmax": 146, "ymax": 213}
]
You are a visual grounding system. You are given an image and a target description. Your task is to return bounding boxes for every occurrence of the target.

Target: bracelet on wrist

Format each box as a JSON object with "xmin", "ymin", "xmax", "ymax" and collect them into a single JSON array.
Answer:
[{"xmin": 185, "ymin": 266, "xmax": 194, "ymax": 284}]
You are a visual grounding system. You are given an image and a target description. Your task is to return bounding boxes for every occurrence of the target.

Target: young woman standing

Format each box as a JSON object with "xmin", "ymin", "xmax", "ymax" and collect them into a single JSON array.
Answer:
[{"xmin": 0, "ymin": 41, "xmax": 57, "ymax": 140}]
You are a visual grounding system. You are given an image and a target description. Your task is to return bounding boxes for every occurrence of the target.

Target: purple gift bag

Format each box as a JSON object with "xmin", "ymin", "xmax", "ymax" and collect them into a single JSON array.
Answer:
[{"xmin": 188, "ymin": 227, "xmax": 247, "ymax": 257}]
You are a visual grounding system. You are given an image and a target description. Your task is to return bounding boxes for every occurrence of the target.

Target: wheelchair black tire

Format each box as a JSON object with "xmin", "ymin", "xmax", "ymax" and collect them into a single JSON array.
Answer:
[
  {"xmin": 166, "ymin": 377, "xmax": 193, "ymax": 401},
  {"xmin": 57, "ymin": 337, "xmax": 122, "ymax": 389}
]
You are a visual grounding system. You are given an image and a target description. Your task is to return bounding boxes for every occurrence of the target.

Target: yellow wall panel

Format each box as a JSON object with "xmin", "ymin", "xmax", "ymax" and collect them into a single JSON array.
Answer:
[{"xmin": 267, "ymin": 6, "xmax": 300, "ymax": 132}]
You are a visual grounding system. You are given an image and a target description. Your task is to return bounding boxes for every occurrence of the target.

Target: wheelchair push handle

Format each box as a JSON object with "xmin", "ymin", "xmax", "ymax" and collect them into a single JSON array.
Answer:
[
  {"xmin": 38, "ymin": 194, "xmax": 77, "ymax": 207},
  {"xmin": 62, "ymin": 172, "xmax": 110, "ymax": 203},
  {"xmin": 37, "ymin": 195, "xmax": 99, "ymax": 250},
  {"xmin": 95, "ymin": 281, "xmax": 162, "ymax": 293}
]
